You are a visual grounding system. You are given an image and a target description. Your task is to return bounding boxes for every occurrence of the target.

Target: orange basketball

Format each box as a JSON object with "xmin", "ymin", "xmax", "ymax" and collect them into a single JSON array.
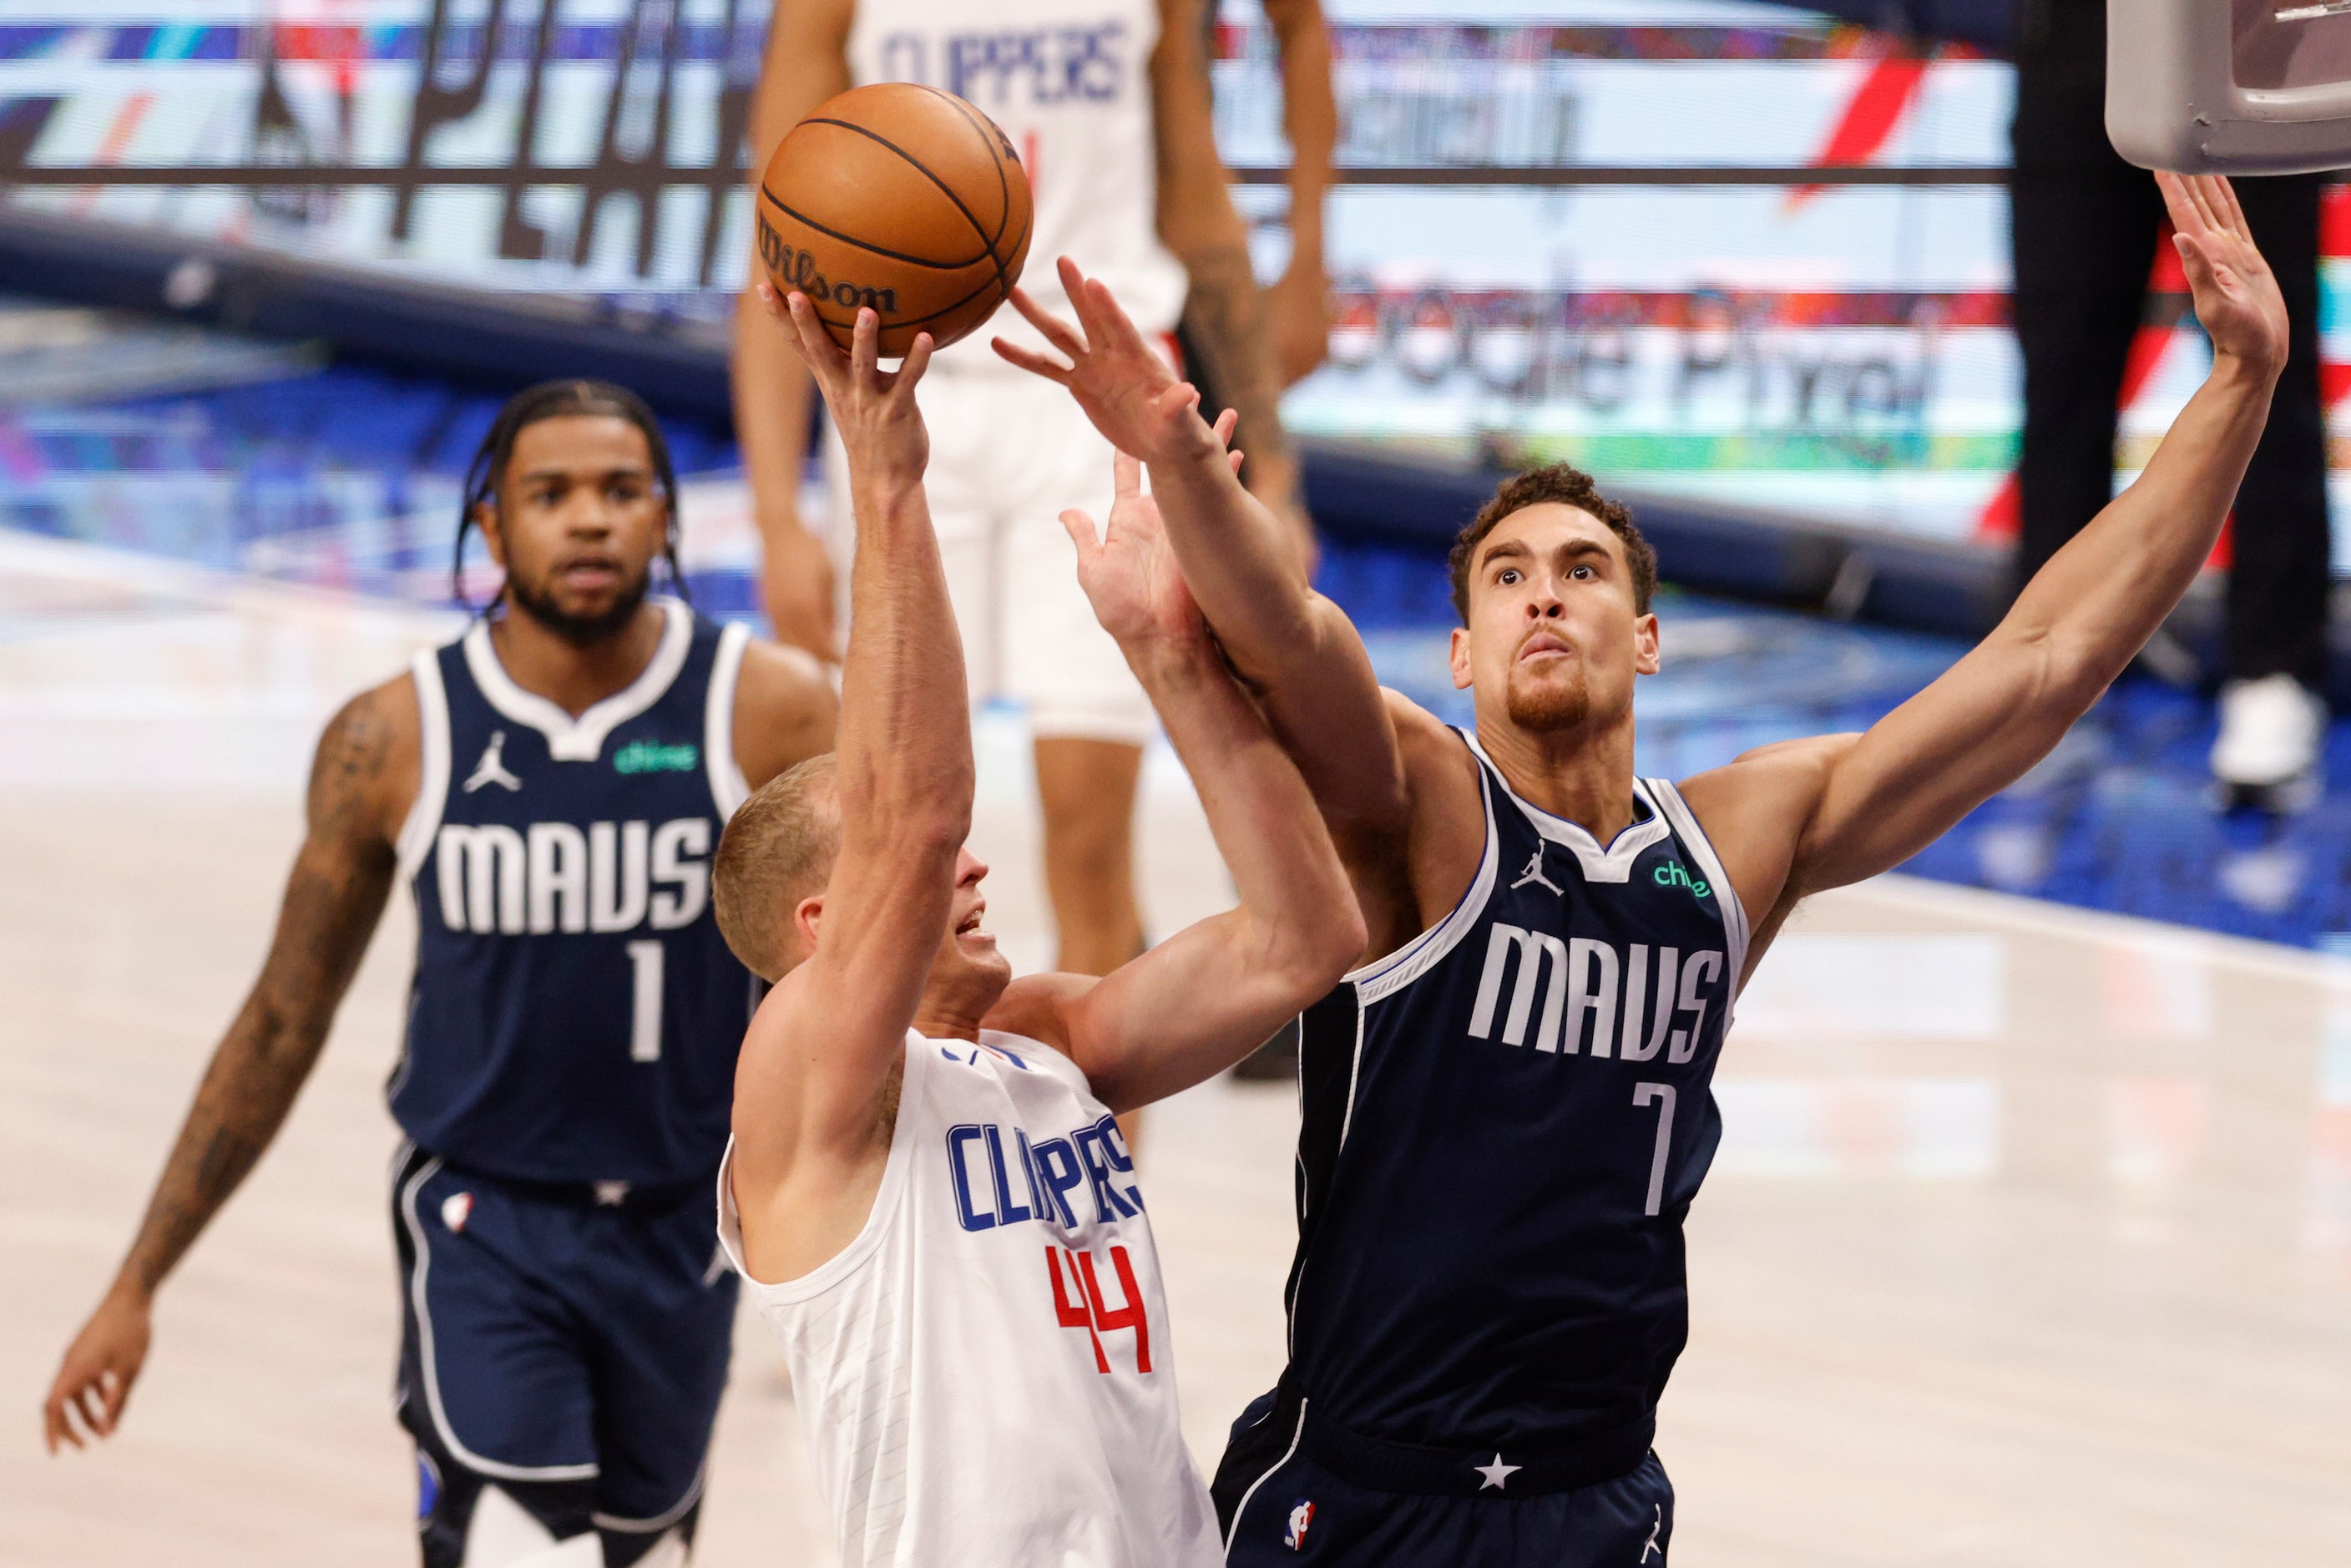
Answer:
[{"xmin": 756, "ymin": 83, "xmax": 1034, "ymax": 358}]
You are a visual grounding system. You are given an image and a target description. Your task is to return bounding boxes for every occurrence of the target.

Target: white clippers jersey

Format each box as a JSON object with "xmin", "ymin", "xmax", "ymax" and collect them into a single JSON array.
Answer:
[
  {"xmin": 845, "ymin": 0, "xmax": 1190, "ymax": 372},
  {"xmin": 718, "ymin": 1029, "xmax": 1221, "ymax": 1568}
]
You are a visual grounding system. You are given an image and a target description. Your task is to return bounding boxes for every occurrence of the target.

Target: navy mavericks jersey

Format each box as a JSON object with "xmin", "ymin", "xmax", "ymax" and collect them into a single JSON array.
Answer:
[
  {"xmin": 1282, "ymin": 730, "xmax": 1749, "ymax": 1460},
  {"xmin": 389, "ymin": 599, "xmax": 759, "ymax": 1187}
]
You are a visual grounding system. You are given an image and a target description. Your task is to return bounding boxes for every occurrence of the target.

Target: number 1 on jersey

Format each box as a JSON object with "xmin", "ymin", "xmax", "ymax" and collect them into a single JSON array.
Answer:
[
  {"xmin": 627, "ymin": 939, "xmax": 663, "ymax": 1062},
  {"xmin": 1633, "ymin": 1082, "xmax": 1676, "ymax": 1216}
]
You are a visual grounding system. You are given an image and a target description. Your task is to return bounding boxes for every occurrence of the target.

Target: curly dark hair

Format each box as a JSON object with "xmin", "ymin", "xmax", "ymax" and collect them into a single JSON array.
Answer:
[{"xmin": 1446, "ymin": 463, "xmax": 1655, "ymax": 625}]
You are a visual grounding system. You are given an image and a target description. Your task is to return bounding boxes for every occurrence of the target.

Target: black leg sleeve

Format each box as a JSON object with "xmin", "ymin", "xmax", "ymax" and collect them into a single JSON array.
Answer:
[{"xmin": 2222, "ymin": 175, "xmax": 2332, "ymax": 690}]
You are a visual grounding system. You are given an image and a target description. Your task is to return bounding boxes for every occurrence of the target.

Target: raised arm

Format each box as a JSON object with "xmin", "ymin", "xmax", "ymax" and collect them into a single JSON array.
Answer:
[
  {"xmin": 993, "ymin": 260, "xmax": 1406, "ymax": 835},
  {"xmin": 732, "ymin": 0, "xmax": 852, "ymax": 660},
  {"xmin": 43, "ymin": 679, "xmax": 410, "ymax": 1453},
  {"xmin": 993, "ymin": 453, "xmax": 1363, "ymax": 1111},
  {"xmin": 1697, "ymin": 175, "xmax": 2288, "ymax": 919},
  {"xmin": 727, "ymin": 298, "xmax": 965, "ymax": 1279}
]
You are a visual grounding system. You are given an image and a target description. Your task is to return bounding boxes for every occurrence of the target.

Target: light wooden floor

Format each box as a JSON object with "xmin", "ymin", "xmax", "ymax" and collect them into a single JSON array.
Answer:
[{"xmin": 4, "ymin": 538, "xmax": 2349, "ymax": 1565}]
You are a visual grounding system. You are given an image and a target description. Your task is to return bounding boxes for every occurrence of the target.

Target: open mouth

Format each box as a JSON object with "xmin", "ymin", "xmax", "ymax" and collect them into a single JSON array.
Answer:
[{"xmin": 955, "ymin": 904, "xmax": 988, "ymax": 938}]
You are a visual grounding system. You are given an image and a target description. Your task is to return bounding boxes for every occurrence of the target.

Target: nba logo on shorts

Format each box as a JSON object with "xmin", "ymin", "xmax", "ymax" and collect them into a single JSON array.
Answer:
[{"xmin": 1284, "ymin": 1499, "xmax": 1315, "ymax": 1550}]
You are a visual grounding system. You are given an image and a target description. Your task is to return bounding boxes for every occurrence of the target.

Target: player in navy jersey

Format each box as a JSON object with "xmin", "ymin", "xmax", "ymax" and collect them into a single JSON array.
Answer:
[
  {"xmin": 999, "ymin": 175, "xmax": 2287, "ymax": 1562},
  {"xmin": 43, "ymin": 380, "xmax": 837, "ymax": 1567}
]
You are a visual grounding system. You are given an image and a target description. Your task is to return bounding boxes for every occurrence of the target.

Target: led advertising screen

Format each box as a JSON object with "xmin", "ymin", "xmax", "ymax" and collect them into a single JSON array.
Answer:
[{"xmin": 0, "ymin": 1, "xmax": 2343, "ymax": 559}]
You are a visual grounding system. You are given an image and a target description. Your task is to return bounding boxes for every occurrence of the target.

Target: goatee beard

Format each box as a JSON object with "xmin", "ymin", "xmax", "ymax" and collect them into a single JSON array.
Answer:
[
  {"xmin": 505, "ymin": 569, "xmax": 650, "ymax": 647},
  {"xmin": 1504, "ymin": 669, "xmax": 1589, "ymax": 732}
]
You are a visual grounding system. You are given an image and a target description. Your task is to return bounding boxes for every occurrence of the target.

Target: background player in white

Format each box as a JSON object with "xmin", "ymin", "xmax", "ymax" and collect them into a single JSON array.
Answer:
[
  {"xmin": 1001, "ymin": 173, "xmax": 2290, "ymax": 1560},
  {"xmin": 42, "ymin": 384, "xmax": 837, "ymax": 1566},
  {"xmin": 733, "ymin": 0, "xmax": 1332, "ymax": 985},
  {"xmin": 710, "ymin": 290, "xmax": 1361, "ymax": 1565}
]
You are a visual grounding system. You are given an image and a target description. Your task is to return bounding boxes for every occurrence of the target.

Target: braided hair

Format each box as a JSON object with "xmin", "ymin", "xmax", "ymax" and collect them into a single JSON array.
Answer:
[{"xmin": 452, "ymin": 378, "xmax": 689, "ymax": 610}]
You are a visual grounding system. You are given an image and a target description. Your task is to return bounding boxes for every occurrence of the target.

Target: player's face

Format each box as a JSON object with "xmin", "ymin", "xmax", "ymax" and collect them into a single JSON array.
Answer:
[
  {"xmin": 483, "ymin": 415, "xmax": 667, "ymax": 645},
  {"xmin": 1449, "ymin": 504, "xmax": 1659, "ymax": 735},
  {"xmin": 929, "ymin": 845, "xmax": 1013, "ymax": 999}
]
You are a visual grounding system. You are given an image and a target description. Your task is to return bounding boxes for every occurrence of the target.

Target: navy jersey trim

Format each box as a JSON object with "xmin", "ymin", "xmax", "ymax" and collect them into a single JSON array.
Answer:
[
  {"xmin": 701, "ymin": 621, "xmax": 752, "ymax": 818},
  {"xmin": 397, "ymin": 648, "xmax": 454, "ymax": 887},
  {"xmin": 1643, "ymin": 776, "xmax": 1750, "ymax": 988},
  {"xmin": 1347, "ymin": 754, "xmax": 1499, "ymax": 1008},
  {"xmin": 461, "ymin": 599, "xmax": 695, "ymax": 762}
]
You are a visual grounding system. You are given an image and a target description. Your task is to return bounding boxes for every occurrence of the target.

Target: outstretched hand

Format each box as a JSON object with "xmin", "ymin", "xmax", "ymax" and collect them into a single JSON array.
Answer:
[
  {"xmin": 2157, "ymin": 172, "xmax": 2288, "ymax": 380},
  {"xmin": 759, "ymin": 281, "xmax": 933, "ymax": 495},
  {"xmin": 992, "ymin": 257, "xmax": 1228, "ymax": 471},
  {"xmin": 1059, "ymin": 422, "xmax": 1241, "ymax": 655}
]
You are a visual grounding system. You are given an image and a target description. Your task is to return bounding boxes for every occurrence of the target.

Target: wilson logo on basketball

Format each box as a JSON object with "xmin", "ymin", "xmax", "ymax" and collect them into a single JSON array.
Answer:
[{"xmin": 757, "ymin": 216, "xmax": 899, "ymax": 316}]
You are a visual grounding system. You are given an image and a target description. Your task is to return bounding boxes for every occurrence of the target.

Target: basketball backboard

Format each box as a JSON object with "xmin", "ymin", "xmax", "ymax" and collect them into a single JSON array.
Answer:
[{"xmin": 2108, "ymin": 0, "xmax": 2351, "ymax": 172}]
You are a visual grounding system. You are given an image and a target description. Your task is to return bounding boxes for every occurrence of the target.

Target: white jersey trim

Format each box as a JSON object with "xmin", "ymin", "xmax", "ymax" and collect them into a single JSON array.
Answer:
[
  {"xmin": 396, "ymin": 648, "xmax": 453, "ymax": 888},
  {"xmin": 703, "ymin": 620, "xmax": 752, "ymax": 819},
  {"xmin": 462, "ymin": 598, "xmax": 693, "ymax": 763},
  {"xmin": 592, "ymin": 1458, "xmax": 706, "ymax": 1534},
  {"xmin": 1221, "ymin": 1396, "xmax": 1308, "ymax": 1554},
  {"xmin": 1644, "ymin": 776, "xmax": 1751, "ymax": 997},
  {"xmin": 717, "ymin": 1032, "xmax": 927, "ymax": 1297},
  {"xmin": 1460, "ymin": 728, "xmax": 1672, "ymax": 883},
  {"xmin": 1347, "ymin": 760, "xmax": 1500, "ymax": 1008},
  {"xmin": 398, "ymin": 1155, "xmax": 599, "ymax": 1482}
]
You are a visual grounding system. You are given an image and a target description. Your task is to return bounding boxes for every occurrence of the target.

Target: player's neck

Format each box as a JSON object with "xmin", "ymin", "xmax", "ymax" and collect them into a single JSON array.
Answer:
[
  {"xmin": 913, "ymin": 963, "xmax": 1014, "ymax": 1044},
  {"xmin": 488, "ymin": 597, "xmax": 667, "ymax": 718},
  {"xmin": 1474, "ymin": 708, "xmax": 1639, "ymax": 842}
]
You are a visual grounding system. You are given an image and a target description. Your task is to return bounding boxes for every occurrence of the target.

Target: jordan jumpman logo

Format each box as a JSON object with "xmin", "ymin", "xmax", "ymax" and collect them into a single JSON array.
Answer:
[
  {"xmin": 463, "ymin": 730, "xmax": 523, "ymax": 793},
  {"xmin": 1641, "ymin": 1504, "xmax": 1663, "ymax": 1561},
  {"xmin": 1510, "ymin": 844, "xmax": 1564, "ymax": 896}
]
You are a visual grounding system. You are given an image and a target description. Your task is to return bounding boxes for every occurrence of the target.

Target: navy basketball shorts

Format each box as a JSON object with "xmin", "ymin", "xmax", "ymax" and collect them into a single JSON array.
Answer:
[
  {"xmin": 392, "ymin": 1146, "xmax": 737, "ymax": 1568},
  {"xmin": 1214, "ymin": 1389, "xmax": 1674, "ymax": 1566}
]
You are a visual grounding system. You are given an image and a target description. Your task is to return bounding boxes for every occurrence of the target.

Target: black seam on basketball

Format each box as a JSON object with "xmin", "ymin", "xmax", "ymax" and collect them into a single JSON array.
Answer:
[
  {"xmin": 798, "ymin": 116, "xmax": 1010, "ymax": 301},
  {"xmin": 758, "ymin": 183, "xmax": 990, "ymax": 271},
  {"xmin": 993, "ymin": 205, "xmax": 1034, "ymax": 287},
  {"xmin": 917, "ymin": 86, "xmax": 1014, "ymax": 252}
]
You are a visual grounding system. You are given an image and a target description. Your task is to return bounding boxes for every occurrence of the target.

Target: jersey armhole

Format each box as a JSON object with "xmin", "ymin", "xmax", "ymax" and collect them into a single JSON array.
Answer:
[
  {"xmin": 1645, "ymin": 777, "xmax": 1752, "ymax": 992},
  {"xmin": 721, "ymin": 1033, "xmax": 926, "ymax": 1301},
  {"xmin": 393, "ymin": 650, "xmax": 452, "ymax": 887},
  {"xmin": 705, "ymin": 621, "xmax": 753, "ymax": 818}
]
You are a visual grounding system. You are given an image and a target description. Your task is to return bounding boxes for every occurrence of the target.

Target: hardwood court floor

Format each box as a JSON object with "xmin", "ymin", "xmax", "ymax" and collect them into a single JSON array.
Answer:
[{"xmin": 3, "ymin": 540, "xmax": 2348, "ymax": 1565}]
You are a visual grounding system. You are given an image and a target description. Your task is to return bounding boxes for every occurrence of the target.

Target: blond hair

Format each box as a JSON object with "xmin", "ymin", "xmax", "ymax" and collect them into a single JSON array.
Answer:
[{"xmin": 713, "ymin": 754, "xmax": 842, "ymax": 981}]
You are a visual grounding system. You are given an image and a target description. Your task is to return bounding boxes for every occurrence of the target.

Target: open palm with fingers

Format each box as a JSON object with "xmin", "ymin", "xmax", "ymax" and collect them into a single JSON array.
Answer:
[
  {"xmin": 1061, "ymin": 452, "xmax": 1213, "ymax": 657},
  {"xmin": 2158, "ymin": 172, "xmax": 2288, "ymax": 378},
  {"xmin": 993, "ymin": 257, "xmax": 1226, "ymax": 470}
]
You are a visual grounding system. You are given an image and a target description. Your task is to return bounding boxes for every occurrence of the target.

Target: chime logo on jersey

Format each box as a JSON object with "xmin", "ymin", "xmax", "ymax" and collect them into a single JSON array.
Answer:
[
  {"xmin": 946, "ymin": 1110, "xmax": 1140, "ymax": 1234},
  {"xmin": 432, "ymin": 817, "xmax": 710, "ymax": 936},
  {"xmin": 1467, "ymin": 923, "xmax": 1724, "ymax": 1060}
]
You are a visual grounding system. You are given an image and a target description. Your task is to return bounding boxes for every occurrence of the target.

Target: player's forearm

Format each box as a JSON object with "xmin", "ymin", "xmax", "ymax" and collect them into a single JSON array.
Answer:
[
  {"xmin": 837, "ymin": 480, "xmax": 972, "ymax": 842},
  {"xmin": 2008, "ymin": 352, "xmax": 2277, "ymax": 697},
  {"xmin": 734, "ymin": 288, "xmax": 817, "ymax": 526},
  {"xmin": 1130, "ymin": 641, "xmax": 1362, "ymax": 974},
  {"xmin": 1146, "ymin": 444, "xmax": 1317, "ymax": 665},
  {"xmin": 112, "ymin": 999, "xmax": 328, "ymax": 1300}
]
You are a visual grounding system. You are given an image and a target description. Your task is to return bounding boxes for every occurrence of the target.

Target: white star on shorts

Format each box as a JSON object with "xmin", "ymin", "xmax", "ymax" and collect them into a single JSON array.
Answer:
[{"xmin": 1473, "ymin": 1453, "xmax": 1520, "ymax": 1490}]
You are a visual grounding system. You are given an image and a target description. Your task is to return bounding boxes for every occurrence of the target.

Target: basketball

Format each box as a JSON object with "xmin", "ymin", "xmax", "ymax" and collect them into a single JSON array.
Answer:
[{"xmin": 756, "ymin": 83, "xmax": 1034, "ymax": 357}]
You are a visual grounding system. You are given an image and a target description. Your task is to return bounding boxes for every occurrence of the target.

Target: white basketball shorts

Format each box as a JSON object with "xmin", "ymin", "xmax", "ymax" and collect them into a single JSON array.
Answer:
[{"xmin": 824, "ymin": 363, "xmax": 1153, "ymax": 746}]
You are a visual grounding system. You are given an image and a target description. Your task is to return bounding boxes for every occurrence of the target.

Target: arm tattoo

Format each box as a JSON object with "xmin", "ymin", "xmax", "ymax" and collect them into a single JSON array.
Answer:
[
  {"xmin": 118, "ymin": 693, "xmax": 401, "ymax": 1297},
  {"xmin": 1177, "ymin": 242, "xmax": 1295, "ymax": 483}
]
